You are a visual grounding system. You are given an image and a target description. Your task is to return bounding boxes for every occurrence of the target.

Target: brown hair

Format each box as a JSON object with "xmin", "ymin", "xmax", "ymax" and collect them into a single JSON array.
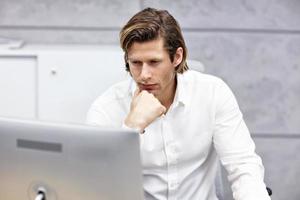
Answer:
[{"xmin": 119, "ymin": 7, "xmax": 188, "ymax": 73}]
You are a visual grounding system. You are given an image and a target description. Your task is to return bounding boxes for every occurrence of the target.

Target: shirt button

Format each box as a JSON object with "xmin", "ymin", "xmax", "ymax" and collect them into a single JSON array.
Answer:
[
  {"xmin": 170, "ymin": 182, "xmax": 178, "ymax": 189},
  {"xmin": 169, "ymin": 158, "xmax": 178, "ymax": 165}
]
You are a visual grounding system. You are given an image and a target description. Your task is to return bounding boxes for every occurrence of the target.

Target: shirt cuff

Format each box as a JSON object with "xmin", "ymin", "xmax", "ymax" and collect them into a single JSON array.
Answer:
[{"xmin": 121, "ymin": 123, "xmax": 145, "ymax": 134}]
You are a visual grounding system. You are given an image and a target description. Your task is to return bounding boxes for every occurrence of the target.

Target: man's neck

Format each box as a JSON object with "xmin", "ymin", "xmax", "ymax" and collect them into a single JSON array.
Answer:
[{"xmin": 159, "ymin": 77, "xmax": 177, "ymax": 112}]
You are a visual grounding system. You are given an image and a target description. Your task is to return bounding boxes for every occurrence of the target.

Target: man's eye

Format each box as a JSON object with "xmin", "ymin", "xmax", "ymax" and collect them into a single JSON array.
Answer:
[
  {"xmin": 150, "ymin": 60, "xmax": 160, "ymax": 65},
  {"xmin": 131, "ymin": 61, "xmax": 142, "ymax": 65}
]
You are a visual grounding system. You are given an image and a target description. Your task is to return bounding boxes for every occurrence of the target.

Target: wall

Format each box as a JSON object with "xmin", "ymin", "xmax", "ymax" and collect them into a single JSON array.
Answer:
[{"xmin": 1, "ymin": 0, "xmax": 299, "ymax": 199}]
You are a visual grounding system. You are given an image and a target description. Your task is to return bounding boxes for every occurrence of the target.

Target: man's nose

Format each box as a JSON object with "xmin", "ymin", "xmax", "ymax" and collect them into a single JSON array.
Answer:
[{"xmin": 140, "ymin": 64, "xmax": 152, "ymax": 80}]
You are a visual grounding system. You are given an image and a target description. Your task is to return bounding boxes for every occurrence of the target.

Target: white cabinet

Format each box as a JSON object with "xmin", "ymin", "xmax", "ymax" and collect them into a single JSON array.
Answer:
[
  {"xmin": 0, "ymin": 55, "xmax": 36, "ymax": 119},
  {"xmin": 0, "ymin": 45, "xmax": 128, "ymax": 124}
]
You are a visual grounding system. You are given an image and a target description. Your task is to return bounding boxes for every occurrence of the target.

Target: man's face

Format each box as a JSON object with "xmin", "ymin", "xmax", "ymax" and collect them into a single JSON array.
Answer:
[{"xmin": 127, "ymin": 37, "xmax": 182, "ymax": 103}]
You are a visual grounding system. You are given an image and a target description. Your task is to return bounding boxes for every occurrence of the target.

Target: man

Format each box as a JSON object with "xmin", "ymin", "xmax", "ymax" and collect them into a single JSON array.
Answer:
[{"xmin": 86, "ymin": 7, "xmax": 270, "ymax": 200}]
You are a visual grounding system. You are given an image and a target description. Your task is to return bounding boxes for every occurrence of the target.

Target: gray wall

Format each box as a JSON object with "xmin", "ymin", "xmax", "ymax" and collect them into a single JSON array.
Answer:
[{"xmin": 1, "ymin": 0, "xmax": 299, "ymax": 199}]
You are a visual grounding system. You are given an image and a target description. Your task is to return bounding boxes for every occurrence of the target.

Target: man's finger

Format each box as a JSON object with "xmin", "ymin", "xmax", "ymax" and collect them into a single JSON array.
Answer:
[
  {"xmin": 160, "ymin": 106, "xmax": 167, "ymax": 115},
  {"xmin": 133, "ymin": 87, "xmax": 141, "ymax": 98}
]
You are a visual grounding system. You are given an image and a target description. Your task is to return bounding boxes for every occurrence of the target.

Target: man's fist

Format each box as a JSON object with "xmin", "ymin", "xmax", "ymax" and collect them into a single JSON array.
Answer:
[{"xmin": 124, "ymin": 88, "xmax": 166, "ymax": 133}]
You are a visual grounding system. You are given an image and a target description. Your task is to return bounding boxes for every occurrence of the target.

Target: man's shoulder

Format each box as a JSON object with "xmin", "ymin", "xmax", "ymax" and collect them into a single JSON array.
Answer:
[
  {"xmin": 91, "ymin": 78, "xmax": 132, "ymax": 106},
  {"xmin": 182, "ymin": 70, "xmax": 225, "ymax": 86}
]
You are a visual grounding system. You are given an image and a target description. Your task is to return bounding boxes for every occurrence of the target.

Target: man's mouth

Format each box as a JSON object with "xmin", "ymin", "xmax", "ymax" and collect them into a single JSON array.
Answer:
[{"xmin": 139, "ymin": 83, "xmax": 158, "ymax": 91}]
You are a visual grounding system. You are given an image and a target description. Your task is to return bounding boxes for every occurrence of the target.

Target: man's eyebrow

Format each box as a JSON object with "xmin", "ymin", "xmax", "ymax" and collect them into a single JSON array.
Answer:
[
  {"xmin": 127, "ymin": 56, "xmax": 138, "ymax": 60},
  {"xmin": 128, "ymin": 56, "xmax": 163, "ymax": 61},
  {"xmin": 149, "ymin": 58, "xmax": 162, "ymax": 61},
  {"xmin": 128, "ymin": 58, "xmax": 140, "ymax": 61}
]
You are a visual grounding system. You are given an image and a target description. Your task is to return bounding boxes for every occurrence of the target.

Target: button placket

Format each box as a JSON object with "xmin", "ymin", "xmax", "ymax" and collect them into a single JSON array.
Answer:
[{"xmin": 161, "ymin": 114, "xmax": 179, "ymax": 200}]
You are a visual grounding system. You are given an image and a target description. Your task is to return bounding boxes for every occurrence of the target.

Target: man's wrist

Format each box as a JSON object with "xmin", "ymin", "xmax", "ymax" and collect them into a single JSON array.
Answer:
[{"xmin": 123, "ymin": 118, "xmax": 145, "ymax": 134}]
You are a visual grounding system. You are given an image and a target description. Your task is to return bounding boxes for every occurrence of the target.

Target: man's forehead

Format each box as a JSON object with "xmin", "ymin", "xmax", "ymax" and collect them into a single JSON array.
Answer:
[
  {"xmin": 127, "ymin": 40, "xmax": 168, "ymax": 59},
  {"xmin": 128, "ymin": 37, "xmax": 164, "ymax": 49},
  {"xmin": 127, "ymin": 52, "xmax": 165, "ymax": 61}
]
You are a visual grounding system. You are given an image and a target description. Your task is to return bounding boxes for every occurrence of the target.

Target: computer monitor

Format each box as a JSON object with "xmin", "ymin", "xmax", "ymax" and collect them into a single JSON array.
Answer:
[{"xmin": 0, "ymin": 117, "xmax": 143, "ymax": 200}]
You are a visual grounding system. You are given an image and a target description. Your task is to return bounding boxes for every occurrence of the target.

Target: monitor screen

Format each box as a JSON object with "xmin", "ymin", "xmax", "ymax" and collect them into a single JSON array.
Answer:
[{"xmin": 0, "ymin": 117, "xmax": 143, "ymax": 200}]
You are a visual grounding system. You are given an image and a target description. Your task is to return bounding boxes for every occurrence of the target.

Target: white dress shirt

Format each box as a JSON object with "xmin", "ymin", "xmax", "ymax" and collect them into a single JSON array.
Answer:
[{"xmin": 86, "ymin": 70, "xmax": 270, "ymax": 200}]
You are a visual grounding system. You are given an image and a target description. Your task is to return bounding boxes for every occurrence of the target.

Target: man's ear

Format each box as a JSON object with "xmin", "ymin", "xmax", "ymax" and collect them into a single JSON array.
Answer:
[
  {"xmin": 173, "ymin": 47, "xmax": 183, "ymax": 67},
  {"xmin": 126, "ymin": 62, "xmax": 133, "ymax": 76}
]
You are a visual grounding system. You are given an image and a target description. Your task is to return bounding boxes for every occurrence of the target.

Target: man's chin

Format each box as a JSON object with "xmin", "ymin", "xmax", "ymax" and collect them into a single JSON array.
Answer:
[
  {"xmin": 151, "ymin": 92, "xmax": 159, "ymax": 97},
  {"xmin": 144, "ymin": 89, "xmax": 159, "ymax": 97},
  {"xmin": 144, "ymin": 89, "xmax": 156, "ymax": 95}
]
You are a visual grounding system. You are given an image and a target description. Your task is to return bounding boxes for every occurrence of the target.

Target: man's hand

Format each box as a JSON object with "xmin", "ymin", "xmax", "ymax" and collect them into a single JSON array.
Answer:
[{"xmin": 124, "ymin": 88, "xmax": 166, "ymax": 133}]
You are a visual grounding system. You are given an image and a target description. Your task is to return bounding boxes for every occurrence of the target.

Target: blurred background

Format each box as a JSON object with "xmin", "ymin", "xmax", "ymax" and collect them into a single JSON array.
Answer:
[{"xmin": 0, "ymin": 0, "xmax": 299, "ymax": 199}]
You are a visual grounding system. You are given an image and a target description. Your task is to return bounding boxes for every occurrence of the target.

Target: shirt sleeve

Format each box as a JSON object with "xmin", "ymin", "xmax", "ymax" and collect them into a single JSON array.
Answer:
[
  {"xmin": 212, "ymin": 80, "xmax": 270, "ymax": 200},
  {"xmin": 86, "ymin": 104, "xmax": 112, "ymax": 127}
]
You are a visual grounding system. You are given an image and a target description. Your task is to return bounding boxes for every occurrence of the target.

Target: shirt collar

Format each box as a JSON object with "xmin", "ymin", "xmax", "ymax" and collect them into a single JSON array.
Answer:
[
  {"xmin": 128, "ymin": 72, "xmax": 189, "ymax": 107},
  {"xmin": 174, "ymin": 72, "xmax": 188, "ymax": 107}
]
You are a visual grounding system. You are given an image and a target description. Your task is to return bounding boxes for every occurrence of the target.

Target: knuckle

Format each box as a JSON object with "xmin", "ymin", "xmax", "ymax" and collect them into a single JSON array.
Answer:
[{"xmin": 159, "ymin": 106, "xmax": 166, "ymax": 113}]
